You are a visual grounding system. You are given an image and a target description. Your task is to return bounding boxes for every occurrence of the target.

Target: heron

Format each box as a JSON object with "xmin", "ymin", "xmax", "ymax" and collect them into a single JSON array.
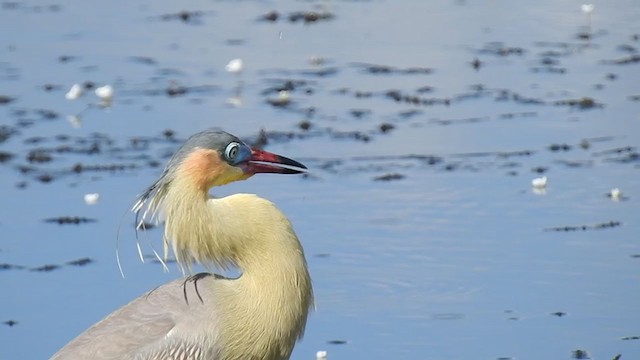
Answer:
[{"xmin": 51, "ymin": 129, "xmax": 313, "ymax": 360}]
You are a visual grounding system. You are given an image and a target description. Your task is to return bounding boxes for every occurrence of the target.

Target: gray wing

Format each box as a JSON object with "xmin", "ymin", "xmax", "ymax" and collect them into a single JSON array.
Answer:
[{"xmin": 50, "ymin": 274, "xmax": 221, "ymax": 360}]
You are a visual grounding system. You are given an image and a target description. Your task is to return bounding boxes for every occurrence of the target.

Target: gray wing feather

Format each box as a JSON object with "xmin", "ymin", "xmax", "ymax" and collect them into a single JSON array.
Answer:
[{"xmin": 50, "ymin": 275, "xmax": 219, "ymax": 360}]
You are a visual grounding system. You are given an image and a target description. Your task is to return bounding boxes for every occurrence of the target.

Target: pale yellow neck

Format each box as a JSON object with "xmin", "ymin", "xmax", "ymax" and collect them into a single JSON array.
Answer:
[{"xmin": 162, "ymin": 180, "xmax": 313, "ymax": 360}]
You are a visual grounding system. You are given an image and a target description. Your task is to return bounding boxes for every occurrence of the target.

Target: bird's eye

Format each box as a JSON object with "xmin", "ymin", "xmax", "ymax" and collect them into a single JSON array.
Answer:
[{"xmin": 224, "ymin": 142, "xmax": 240, "ymax": 161}]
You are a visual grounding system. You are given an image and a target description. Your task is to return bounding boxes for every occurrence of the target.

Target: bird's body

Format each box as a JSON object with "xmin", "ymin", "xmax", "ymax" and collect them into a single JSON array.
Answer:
[{"xmin": 51, "ymin": 130, "xmax": 313, "ymax": 360}]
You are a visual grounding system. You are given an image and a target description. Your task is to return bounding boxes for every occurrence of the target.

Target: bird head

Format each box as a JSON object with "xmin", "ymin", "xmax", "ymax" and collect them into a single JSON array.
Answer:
[
  {"xmin": 132, "ymin": 130, "xmax": 306, "ymax": 226},
  {"xmin": 164, "ymin": 130, "xmax": 307, "ymax": 190}
]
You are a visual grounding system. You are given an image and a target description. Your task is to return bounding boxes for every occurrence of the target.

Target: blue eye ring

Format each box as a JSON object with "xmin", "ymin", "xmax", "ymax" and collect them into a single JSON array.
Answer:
[{"xmin": 224, "ymin": 142, "xmax": 240, "ymax": 161}]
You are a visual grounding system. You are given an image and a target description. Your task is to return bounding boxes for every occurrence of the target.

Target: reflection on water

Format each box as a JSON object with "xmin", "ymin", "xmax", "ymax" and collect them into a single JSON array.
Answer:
[{"xmin": 1, "ymin": 0, "xmax": 639, "ymax": 359}]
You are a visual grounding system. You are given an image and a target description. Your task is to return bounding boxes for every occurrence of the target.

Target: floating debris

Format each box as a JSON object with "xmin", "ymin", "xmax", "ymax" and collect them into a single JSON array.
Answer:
[
  {"xmin": 0, "ymin": 125, "xmax": 16, "ymax": 143},
  {"xmin": 65, "ymin": 83, "xmax": 83, "ymax": 100},
  {"xmin": 44, "ymin": 216, "xmax": 97, "ymax": 225},
  {"xmin": 0, "ymin": 151, "xmax": 14, "ymax": 163},
  {"xmin": 554, "ymin": 97, "xmax": 602, "ymax": 109},
  {"xmin": 572, "ymin": 349, "xmax": 590, "ymax": 359},
  {"xmin": 550, "ymin": 311, "xmax": 567, "ymax": 317},
  {"xmin": 95, "ymin": 85, "xmax": 113, "ymax": 100},
  {"xmin": 374, "ymin": 173, "xmax": 405, "ymax": 182},
  {"xmin": 260, "ymin": 10, "xmax": 279, "ymax": 22},
  {"xmin": 556, "ymin": 160, "xmax": 593, "ymax": 168},
  {"xmin": 225, "ymin": 58, "xmax": 243, "ymax": 75},
  {"xmin": 545, "ymin": 220, "xmax": 622, "ymax": 232},
  {"xmin": 581, "ymin": 4, "xmax": 594, "ymax": 14},
  {"xmin": 430, "ymin": 117, "xmax": 488, "ymax": 126},
  {"xmin": 288, "ymin": 11, "xmax": 334, "ymax": 24},
  {"xmin": 72, "ymin": 163, "xmax": 139, "ymax": 173},
  {"xmin": 66, "ymin": 257, "xmax": 94, "ymax": 267},
  {"xmin": 0, "ymin": 95, "xmax": 15, "ymax": 105},
  {"xmin": 379, "ymin": 123, "xmax": 394, "ymax": 133},
  {"xmin": 384, "ymin": 90, "xmax": 449, "ymax": 106},
  {"xmin": 36, "ymin": 109, "xmax": 59, "ymax": 120},
  {"xmin": 0, "ymin": 263, "xmax": 25, "ymax": 271},
  {"xmin": 607, "ymin": 188, "xmax": 622, "ymax": 201},
  {"xmin": 30, "ymin": 264, "xmax": 61, "ymax": 272},
  {"xmin": 476, "ymin": 42, "xmax": 525, "ymax": 57},
  {"xmin": 27, "ymin": 149, "xmax": 53, "ymax": 163},
  {"xmin": 157, "ymin": 10, "xmax": 207, "ymax": 24},
  {"xmin": 129, "ymin": 56, "xmax": 157, "ymax": 65},
  {"xmin": 470, "ymin": 57, "xmax": 482, "ymax": 70},
  {"xmin": 326, "ymin": 340, "xmax": 348, "ymax": 345},
  {"xmin": 605, "ymin": 152, "xmax": 640, "ymax": 164},
  {"xmin": 36, "ymin": 174, "xmax": 54, "ymax": 183},
  {"xmin": 95, "ymin": 85, "xmax": 114, "ymax": 107},
  {"xmin": 352, "ymin": 62, "xmax": 433, "ymax": 75},
  {"xmin": 316, "ymin": 350, "xmax": 327, "ymax": 360},
  {"xmin": 531, "ymin": 176, "xmax": 547, "ymax": 189},
  {"xmin": 84, "ymin": 193, "xmax": 100, "ymax": 205},
  {"xmin": 603, "ymin": 54, "xmax": 640, "ymax": 65},
  {"xmin": 267, "ymin": 90, "xmax": 291, "ymax": 107},
  {"xmin": 298, "ymin": 120, "xmax": 312, "ymax": 131},
  {"xmin": 548, "ymin": 143, "xmax": 572, "ymax": 152}
]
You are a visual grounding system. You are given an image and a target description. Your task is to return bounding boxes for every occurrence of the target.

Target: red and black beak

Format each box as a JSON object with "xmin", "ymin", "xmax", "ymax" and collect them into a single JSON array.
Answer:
[{"xmin": 241, "ymin": 148, "xmax": 307, "ymax": 175}]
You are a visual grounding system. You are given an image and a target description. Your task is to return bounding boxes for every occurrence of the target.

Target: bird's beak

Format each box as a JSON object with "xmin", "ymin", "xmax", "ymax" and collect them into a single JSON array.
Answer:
[{"xmin": 242, "ymin": 148, "xmax": 307, "ymax": 175}]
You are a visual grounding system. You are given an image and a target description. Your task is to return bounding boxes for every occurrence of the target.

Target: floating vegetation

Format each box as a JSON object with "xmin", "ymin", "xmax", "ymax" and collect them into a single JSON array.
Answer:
[
  {"xmin": 259, "ymin": 10, "xmax": 334, "ymax": 24},
  {"xmin": 548, "ymin": 143, "xmax": 572, "ymax": 152},
  {"xmin": 0, "ymin": 151, "xmax": 14, "ymax": 163},
  {"xmin": 373, "ymin": 173, "xmax": 405, "ymax": 182},
  {"xmin": 351, "ymin": 62, "xmax": 433, "ymax": 75},
  {"xmin": 545, "ymin": 221, "xmax": 622, "ymax": 232},
  {"xmin": 326, "ymin": 340, "xmax": 348, "ymax": 345},
  {"xmin": 476, "ymin": 42, "xmax": 526, "ymax": 56},
  {"xmin": 44, "ymin": 217, "xmax": 97, "ymax": 225},
  {"xmin": 384, "ymin": 90, "xmax": 449, "ymax": 106},
  {"xmin": 554, "ymin": 97, "xmax": 603, "ymax": 109},
  {"xmin": 30, "ymin": 264, "xmax": 61, "ymax": 272},
  {"xmin": 0, "ymin": 263, "xmax": 25, "ymax": 271},
  {"xmin": 0, "ymin": 95, "xmax": 15, "ymax": 105},
  {"xmin": 151, "ymin": 10, "xmax": 213, "ymax": 25},
  {"xmin": 621, "ymin": 335, "xmax": 640, "ymax": 341},
  {"xmin": 66, "ymin": 258, "xmax": 94, "ymax": 267},
  {"xmin": 0, "ymin": 125, "xmax": 16, "ymax": 143},
  {"xmin": 602, "ymin": 54, "xmax": 640, "ymax": 65},
  {"xmin": 572, "ymin": 349, "xmax": 590, "ymax": 359}
]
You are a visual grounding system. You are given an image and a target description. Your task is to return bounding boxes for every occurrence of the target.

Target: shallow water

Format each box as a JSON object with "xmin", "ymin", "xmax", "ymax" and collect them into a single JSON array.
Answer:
[{"xmin": 1, "ymin": 1, "xmax": 639, "ymax": 359}]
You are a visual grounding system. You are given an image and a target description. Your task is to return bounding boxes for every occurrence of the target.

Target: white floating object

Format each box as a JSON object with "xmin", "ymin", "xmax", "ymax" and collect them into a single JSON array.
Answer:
[
  {"xmin": 65, "ymin": 83, "xmax": 83, "ymax": 100},
  {"xmin": 225, "ymin": 58, "xmax": 243, "ymax": 74},
  {"xmin": 67, "ymin": 115, "xmax": 82, "ymax": 128},
  {"xmin": 609, "ymin": 188, "xmax": 621, "ymax": 201},
  {"xmin": 308, "ymin": 55, "xmax": 326, "ymax": 66},
  {"xmin": 278, "ymin": 90, "xmax": 290, "ymax": 101},
  {"xmin": 95, "ymin": 85, "xmax": 114, "ymax": 101},
  {"xmin": 316, "ymin": 350, "xmax": 327, "ymax": 360},
  {"xmin": 531, "ymin": 176, "xmax": 547, "ymax": 189},
  {"xmin": 226, "ymin": 96, "xmax": 242, "ymax": 107},
  {"xmin": 581, "ymin": 4, "xmax": 594, "ymax": 14},
  {"xmin": 84, "ymin": 193, "xmax": 100, "ymax": 205}
]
